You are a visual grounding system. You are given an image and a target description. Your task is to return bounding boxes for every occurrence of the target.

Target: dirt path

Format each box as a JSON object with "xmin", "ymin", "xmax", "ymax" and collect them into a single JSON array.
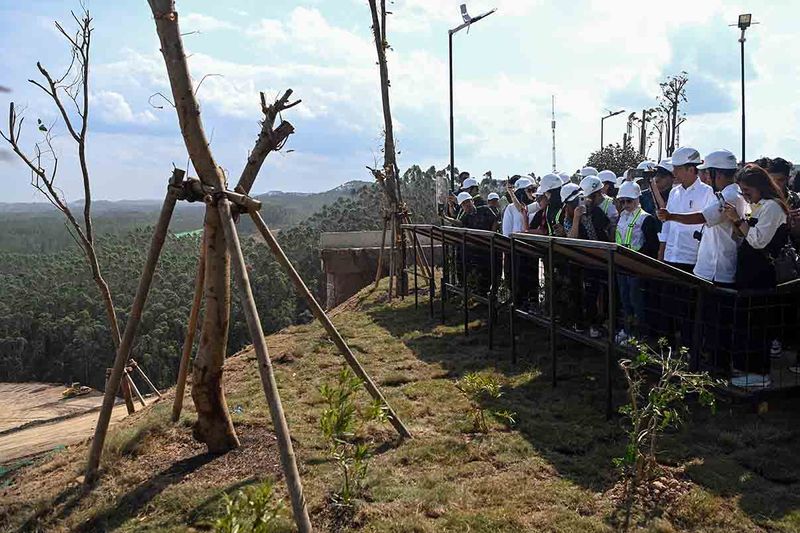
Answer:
[{"xmin": 0, "ymin": 383, "xmax": 154, "ymax": 464}]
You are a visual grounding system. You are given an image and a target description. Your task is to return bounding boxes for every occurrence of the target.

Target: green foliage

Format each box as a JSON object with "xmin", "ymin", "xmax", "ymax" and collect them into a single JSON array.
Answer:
[
  {"xmin": 615, "ymin": 339, "xmax": 718, "ymax": 507},
  {"xmin": 318, "ymin": 369, "xmax": 388, "ymax": 507},
  {"xmin": 454, "ymin": 372, "xmax": 516, "ymax": 433},
  {"xmin": 585, "ymin": 143, "xmax": 646, "ymax": 177},
  {"xmin": 214, "ymin": 480, "xmax": 290, "ymax": 533}
]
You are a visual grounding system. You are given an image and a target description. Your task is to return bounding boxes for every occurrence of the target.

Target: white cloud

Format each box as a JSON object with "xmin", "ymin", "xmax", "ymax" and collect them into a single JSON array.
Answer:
[
  {"xmin": 93, "ymin": 91, "xmax": 157, "ymax": 125},
  {"xmin": 181, "ymin": 13, "xmax": 235, "ymax": 32}
]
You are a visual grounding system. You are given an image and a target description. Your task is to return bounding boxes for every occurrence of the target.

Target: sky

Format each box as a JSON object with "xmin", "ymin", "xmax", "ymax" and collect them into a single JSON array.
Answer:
[{"xmin": 1, "ymin": 0, "xmax": 799, "ymax": 202}]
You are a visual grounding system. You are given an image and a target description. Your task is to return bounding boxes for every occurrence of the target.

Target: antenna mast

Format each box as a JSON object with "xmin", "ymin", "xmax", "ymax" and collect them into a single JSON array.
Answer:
[{"xmin": 551, "ymin": 95, "xmax": 556, "ymax": 172}]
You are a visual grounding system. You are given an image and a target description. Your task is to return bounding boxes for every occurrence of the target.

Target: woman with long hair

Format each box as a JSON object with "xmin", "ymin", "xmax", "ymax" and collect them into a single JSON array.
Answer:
[{"xmin": 724, "ymin": 164, "xmax": 789, "ymax": 389}]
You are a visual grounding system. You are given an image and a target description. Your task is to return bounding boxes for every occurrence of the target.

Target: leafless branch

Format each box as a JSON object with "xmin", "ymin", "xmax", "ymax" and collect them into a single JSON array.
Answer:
[
  {"xmin": 194, "ymin": 73, "xmax": 222, "ymax": 96},
  {"xmin": 148, "ymin": 92, "xmax": 176, "ymax": 109}
]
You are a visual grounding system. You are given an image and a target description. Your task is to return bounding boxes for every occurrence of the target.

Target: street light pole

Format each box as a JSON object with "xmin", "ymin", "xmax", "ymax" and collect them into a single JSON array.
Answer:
[
  {"xmin": 739, "ymin": 31, "xmax": 746, "ymax": 163},
  {"xmin": 448, "ymin": 4, "xmax": 497, "ymax": 192},
  {"xmin": 733, "ymin": 13, "xmax": 756, "ymax": 163},
  {"xmin": 449, "ymin": 31, "xmax": 455, "ymax": 191},
  {"xmin": 600, "ymin": 109, "xmax": 624, "ymax": 151}
]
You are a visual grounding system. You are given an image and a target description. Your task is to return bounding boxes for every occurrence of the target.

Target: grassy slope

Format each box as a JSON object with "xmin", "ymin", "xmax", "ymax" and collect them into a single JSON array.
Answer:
[{"xmin": 2, "ymin": 280, "xmax": 800, "ymax": 532}]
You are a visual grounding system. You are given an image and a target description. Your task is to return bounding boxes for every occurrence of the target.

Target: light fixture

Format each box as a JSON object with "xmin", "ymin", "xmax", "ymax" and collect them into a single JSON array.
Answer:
[{"xmin": 738, "ymin": 13, "xmax": 752, "ymax": 30}]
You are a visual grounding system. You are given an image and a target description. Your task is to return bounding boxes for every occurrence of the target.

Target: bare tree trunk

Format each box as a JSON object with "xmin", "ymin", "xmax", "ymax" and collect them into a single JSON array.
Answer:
[
  {"xmin": 147, "ymin": 0, "xmax": 238, "ymax": 451},
  {"xmin": 191, "ymin": 207, "xmax": 238, "ymax": 450}
]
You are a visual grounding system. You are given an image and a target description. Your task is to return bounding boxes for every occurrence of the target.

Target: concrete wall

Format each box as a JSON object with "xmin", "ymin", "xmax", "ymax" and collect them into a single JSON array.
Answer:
[{"xmin": 320, "ymin": 231, "xmax": 442, "ymax": 309}]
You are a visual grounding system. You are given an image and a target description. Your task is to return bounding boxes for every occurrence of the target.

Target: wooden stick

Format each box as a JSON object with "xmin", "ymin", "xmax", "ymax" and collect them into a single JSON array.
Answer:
[
  {"xmin": 172, "ymin": 233, "xmax": 206, "ymax": 422},
  {"xmin": 85, "ymin": 188, "xmax": 177, "ymax": 486},
  {"xmin": 374, "ymin": 216, "xmax": 388, "ymax": 287},
  {"xmin": 131, "ymin": 361, "xmax": 162, "ymax": 399},
  {"xmin": 249, "ymin": 211, "xmax": 412, "ymax": 439},
  {"xmin": 113, "ymin": 368, "xmax": 136, "ymax": 414},
  {"xmin": 217, "ymin": 198, "xmax": 312, "ymax": 533},
  {"xmin": 125, "ymin": 369, "xmax": 147, "ymax": 407},
  {"xmin": 388, "ymin": 215, "xmax": 396, "ymax": 300}
]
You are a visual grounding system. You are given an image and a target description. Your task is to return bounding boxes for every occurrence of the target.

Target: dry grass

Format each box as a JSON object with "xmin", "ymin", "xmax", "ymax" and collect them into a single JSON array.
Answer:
[{"xmin": 2, "ymin": 277, "xmax": 800, "ymax": 532}]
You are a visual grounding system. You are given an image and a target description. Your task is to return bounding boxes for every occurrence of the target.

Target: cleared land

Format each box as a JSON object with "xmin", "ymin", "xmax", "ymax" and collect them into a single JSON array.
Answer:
[{"xmin": 1, "ymin": 280, "xmax": 799, "ymax": 532}]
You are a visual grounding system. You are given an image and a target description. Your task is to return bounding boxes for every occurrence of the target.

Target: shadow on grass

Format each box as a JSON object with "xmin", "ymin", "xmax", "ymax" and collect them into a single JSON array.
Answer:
[
  {"xmin": 73, "ymin": 452, "xmax": 217, "ymax": 533},
  {"xmin": 366, "ymin": 289, "xmax": 800, "ymax": 526}
]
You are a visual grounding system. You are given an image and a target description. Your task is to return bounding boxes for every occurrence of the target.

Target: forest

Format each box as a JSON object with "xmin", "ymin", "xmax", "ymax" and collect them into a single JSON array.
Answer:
[{"xmin": 0, "ymin": 166, "xmax": 440, "ymax": 390}]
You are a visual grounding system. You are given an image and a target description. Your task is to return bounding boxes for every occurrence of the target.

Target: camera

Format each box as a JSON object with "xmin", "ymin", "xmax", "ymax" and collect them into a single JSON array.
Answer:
[
  {"xmin": 693, "ymin": 230, "xmax": 703, "ymax": 242},
  {"xmin": 632, "ymin": 168, "xmax": 657, "ymax": 180}
]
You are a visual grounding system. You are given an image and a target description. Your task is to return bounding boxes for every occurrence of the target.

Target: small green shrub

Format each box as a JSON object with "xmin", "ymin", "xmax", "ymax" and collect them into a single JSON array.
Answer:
[
  {"xmin": 616, "ymin": 339, "xmax": 718, "ymax": 529},
  {"xmin": 455, "ymin": 372, "xmax": 516, "ymax": 433},
  {"xmin": 214, "ymin": 480, "xmax": 289, "ymax": 533},
  {"xmin": 319, "ymin": 369, "xmax": 388, "ymax": 507}
]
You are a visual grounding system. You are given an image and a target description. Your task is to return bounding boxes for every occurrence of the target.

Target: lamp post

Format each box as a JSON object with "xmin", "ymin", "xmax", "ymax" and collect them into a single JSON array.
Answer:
[
  {"xmin": 449, "ymin": 4, "xmax": 497, "ymax": 191},
  {"xmin": 600, "ymin": 109, "xmax": 624, "ymax": 151},
  {"xmin": 732, "ymin": 13, "xmax": 757, "ymax": 163}
]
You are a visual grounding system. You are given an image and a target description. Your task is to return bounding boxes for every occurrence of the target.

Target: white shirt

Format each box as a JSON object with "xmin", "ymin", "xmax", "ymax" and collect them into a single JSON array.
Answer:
[
  {"xmin": 502, "ymin": 201, "xmax": 539, "ymax": 236},
  {"xmin": 693, "ymin": 183, "xmax": 748, "ymax": 283},
  {"xmin": 659, "ymin": 178, "xmax": 715, "ymax": 265},
  {"xmin": 746, "ymin": 199, "xmax": 787, "ymax": 249}
]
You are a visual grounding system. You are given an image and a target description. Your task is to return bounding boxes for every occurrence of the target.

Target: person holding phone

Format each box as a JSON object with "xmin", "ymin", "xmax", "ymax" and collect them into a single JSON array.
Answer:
[{"xmin": 657, "ymin": 149, "xmax": 746, "ymax": 287}]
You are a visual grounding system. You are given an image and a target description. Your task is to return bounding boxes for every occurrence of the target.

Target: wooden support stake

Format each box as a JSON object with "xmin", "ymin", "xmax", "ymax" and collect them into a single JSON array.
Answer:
[
  {"xmin": 131, "ymin": 360, "xmax": 162, "ymax": 399},
  {"xmin": 374, "ymin": 216, "xmax": 388, "ymax": 287},
  {"xmin": 85, "ymin": 188, "xmax": 177, "ymax": 485},
  {"xmin": 172, "ymin": 233, "xmax": 206, "ymax": 422},
  {"xmin": 217, "ymin": 198, "xmax": 312, "ymax": 533},
  {"xmin": 388, "ymin": 215, "xmax": 396, "ymax": 300},
  {"xmin": 249, "ymin": 211, "xmax": 412, "ymax": 440},
  {"xmin": 125, "ymin": 369, "xmax": 147, "ymax": 408}
]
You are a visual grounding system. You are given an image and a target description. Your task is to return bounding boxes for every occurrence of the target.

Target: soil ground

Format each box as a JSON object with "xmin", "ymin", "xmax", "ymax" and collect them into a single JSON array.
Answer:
[{"xmin": 1, "ymin": 279, "xmax": 799, "ymax": 532}]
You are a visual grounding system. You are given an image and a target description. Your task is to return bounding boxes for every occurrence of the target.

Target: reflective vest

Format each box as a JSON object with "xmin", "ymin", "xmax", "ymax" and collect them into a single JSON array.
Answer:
[{"xmin": 615, "ymin": 208, "xmax": 645, "ymax": 250}]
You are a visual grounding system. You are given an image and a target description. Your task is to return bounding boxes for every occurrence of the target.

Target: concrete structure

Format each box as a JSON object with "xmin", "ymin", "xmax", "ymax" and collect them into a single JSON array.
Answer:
[{"xmin": 320, "ymin": 231, "xmax": 442, "ymax": 309}]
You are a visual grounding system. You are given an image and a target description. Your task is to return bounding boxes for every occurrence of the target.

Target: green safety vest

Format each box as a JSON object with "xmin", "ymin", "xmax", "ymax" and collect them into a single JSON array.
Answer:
[{"xmin": 615, "ymin": 208, "xmax": 643, "ymax": 249}]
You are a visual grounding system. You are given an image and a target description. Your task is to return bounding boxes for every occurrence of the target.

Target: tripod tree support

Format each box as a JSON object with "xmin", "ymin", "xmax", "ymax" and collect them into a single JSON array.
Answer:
[
  {"xmin": 125, "ymin": 368, "xmax": 147, "ymax": 408},
  {"xmin": 217, "ymin": 197, "xmax": 312, "ymax": 533},
  {"xmin": 130, "ymin": 359, "xmax": 162, "ymax": 399},
  {"xmin": 249, "ymin": 210, "xmax": 412, "ymax": 440},
  {"xmin": 172, "ymin": 232, "xmax": 206, "ymax": 422},
  {"xmin": 85, "ymin": 185, "xmax": 178, "ymax": 485}
]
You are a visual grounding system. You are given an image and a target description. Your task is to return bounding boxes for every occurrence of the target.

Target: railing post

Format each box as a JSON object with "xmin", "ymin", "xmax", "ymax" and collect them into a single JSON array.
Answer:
[
  {"xmin": 606, "ymin": 248, "xmax": 617, "ymax": 420},
  {"xmin": 462, "ymin": 231, "xmax": 469, "ymax": 336},
  {"xmin": 429, "ymin": 227, "xmax": 436, "ymax": 318},
  {"xmin": 510, "ymin": 235, "xmax": 517, "ymax": 364},
  {"xmin": 488, "ymin": 234, "xmax": 496, "ymax": 350},
  {"xmin": 548, "ymin": 238, "xmax": 556, "ymax": 387}
]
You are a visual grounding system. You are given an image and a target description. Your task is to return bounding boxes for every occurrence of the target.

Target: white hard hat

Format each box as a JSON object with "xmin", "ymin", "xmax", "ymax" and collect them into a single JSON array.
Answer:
[
  {"xmin": 514, "ymin": 177, "xmax": 533, "ymax": 190},
  {"xmin": 615, "ymin": 176, "xmax": 626, "ymax": 189},
  {"xmin": 697, "ymin": 149, "xmax": 737, "ymax": 170},
  {"xmin": 657, "ymin": 158, "xmax": 674, "ymax": 173},
  {"xmin": 561, "ymin": 183, "xmax": 583, "ymax": 203},
  {"xmin": 461, "ymin": 177, "xmax": 479, "ymax": 188},
  {"xmin": 579, "ymin": 176, "xmax": 604, "ymax": 197},
  {"xmin": 457, "ymin": 192, "xmax": 473, "ymax": 205},
  {"xmin": 539, "ymin": 173, "xmax": 563, "ymax": 193},
  {"xmin": 558, "ymin": 172, "xmax": 571, "ymax": 184},
  {"xmin": 597, "ymin": 170, "xmax": 617, "ymax": 184},
  {"xmin": 580, "ymin": 166, "xmax": 598, "ymax": 177},
  {"xmin": 487, "ymin": 192, "xmax": 500, "ymax": 201},
  {"xmin": 636, "ymin": 160, "xmax": 657, "ymax": 171},
  {"xmin": 671, "ymin": 147, "xmax": 702, "ymax": 167},
  {"xmin": 617, "ymin": 181, "xmax": 642, "ymax": 200}
]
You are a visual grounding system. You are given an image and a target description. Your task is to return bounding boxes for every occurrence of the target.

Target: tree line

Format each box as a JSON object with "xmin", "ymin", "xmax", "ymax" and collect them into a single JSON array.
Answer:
[{"xmin": 0, "ymin": 165, "xmax": 438, "ymax": 390}]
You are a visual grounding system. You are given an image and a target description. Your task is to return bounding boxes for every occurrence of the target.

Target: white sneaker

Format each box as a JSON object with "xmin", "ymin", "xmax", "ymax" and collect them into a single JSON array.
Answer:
[
  {"xmin": 770, "ymin": 340, "xmax": 783, "ymax": 358},
  {"xmin": 730, "ymin": 374, "xmax": 772, "ymax": 389},
  {"xmin": 589, "ymin": 326, "xmax": 602, "ymax": 339},
  {"xmin": 615, "ymin": 330, "xmax": 629, "ymax": 345}
]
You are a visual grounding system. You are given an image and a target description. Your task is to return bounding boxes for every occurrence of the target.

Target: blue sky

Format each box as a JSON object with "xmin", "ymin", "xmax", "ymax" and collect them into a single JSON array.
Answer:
[{"xmin": 1, "ymin": 0, "xmax": 799, "ymax": 202}]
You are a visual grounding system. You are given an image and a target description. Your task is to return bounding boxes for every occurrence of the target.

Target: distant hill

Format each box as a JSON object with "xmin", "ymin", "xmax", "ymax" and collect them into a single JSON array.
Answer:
[{"xmin": 0, "ymin": 180, "xmax": 372, "ymax": 253}]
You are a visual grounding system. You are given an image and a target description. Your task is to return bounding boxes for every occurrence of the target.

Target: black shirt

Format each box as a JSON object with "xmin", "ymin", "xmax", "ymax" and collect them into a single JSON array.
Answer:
[{"xmin": 460, "ymin": 205, "xmax": 497, "ymax": 231}]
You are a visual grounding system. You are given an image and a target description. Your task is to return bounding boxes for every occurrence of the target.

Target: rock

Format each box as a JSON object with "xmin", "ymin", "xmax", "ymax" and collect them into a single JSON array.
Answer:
[{"xmin": 652, "ymin": 481, "xmax": 667, "ymax": 491}]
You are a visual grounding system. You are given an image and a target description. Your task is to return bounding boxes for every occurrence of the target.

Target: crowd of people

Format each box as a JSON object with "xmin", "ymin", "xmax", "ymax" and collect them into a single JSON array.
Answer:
[{"xmin": 441, "ymin": 149, "xmax": 800, "ymax": 389}]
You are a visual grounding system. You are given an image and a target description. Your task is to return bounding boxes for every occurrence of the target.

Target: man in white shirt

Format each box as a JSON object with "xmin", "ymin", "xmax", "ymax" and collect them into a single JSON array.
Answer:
[
  {"xmin": 657, "ymin": 146, "xmax": 715, "ymax": 272},
  {"xmin": 657, "ymin": 149, "xmax": 747, "ymax": 287}
]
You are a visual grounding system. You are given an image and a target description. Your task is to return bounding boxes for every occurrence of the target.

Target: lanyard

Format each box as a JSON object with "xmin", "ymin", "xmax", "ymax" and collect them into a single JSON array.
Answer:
[
  {"xmin": 548, "ymin": 207, "xmax": 564, "ymax": 235},
  {"xmin": 615, "ymin": 208, "xmax": 643, "ymax": 248}
]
